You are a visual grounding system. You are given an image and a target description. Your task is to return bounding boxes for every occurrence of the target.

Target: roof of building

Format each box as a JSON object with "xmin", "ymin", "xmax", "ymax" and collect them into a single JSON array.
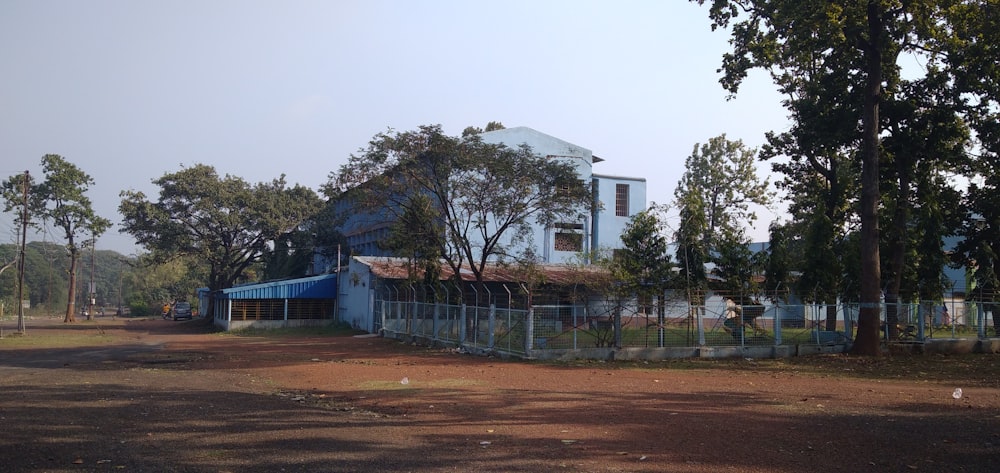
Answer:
[
  {"xmin": 353, "ymin": 256, "xmax": 607, "ymax": 287},
  {"xmin": 216, "ymin": 273, "xmax": 338, "ymax": 300},
  {"xmin": 479, "ymin": 126, "xmax": 596, "ymax": 162}
]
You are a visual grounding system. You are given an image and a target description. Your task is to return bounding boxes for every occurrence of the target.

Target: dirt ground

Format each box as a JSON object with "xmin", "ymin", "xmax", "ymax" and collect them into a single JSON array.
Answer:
[{"xmin": 0, "ymin": 317, "xmax": 998, "ymax": 473}]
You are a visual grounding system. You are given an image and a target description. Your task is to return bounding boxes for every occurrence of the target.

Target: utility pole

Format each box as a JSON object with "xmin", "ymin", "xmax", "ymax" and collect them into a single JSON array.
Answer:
[
  {"xmin": 16, "ymin": 170, "xmax": 29, "ymax": 334},
  {"xmin": 117, "ymin": 257, "xmax": 123, "ymax": 318},
  {"xmin": 88, "ymin": 231, "xmax": 96, "ymax": 321}
]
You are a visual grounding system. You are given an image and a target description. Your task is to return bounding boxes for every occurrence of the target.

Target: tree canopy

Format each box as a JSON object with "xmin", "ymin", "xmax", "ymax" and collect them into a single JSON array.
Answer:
[
  {"xmin": 2, "ymin": 155, "xmax": 111, "ymax": 323},
  {"xmin": 673, "ymin": 134, "xmax": 770, "ymax": 305},
  {"xmin": 325, "ymin": 124, "xmax": 593, "ymax": 287},
  {"xmin": 119, "ymin": 164, "xmax": 322, "ymax": 318},
  {"xmin": 692, "ymin": 0, "xmax": 994, "ymax": 354}
]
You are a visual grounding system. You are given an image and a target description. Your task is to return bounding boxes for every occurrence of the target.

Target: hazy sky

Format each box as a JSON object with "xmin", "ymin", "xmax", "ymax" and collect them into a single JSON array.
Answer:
[{"xmin": 0, "ymin": 0, "xmax": 789, "ymax": 254}]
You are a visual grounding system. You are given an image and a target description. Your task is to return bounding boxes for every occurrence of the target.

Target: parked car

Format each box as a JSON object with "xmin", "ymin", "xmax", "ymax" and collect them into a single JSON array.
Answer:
[{"xmin": 171, "ymin": 301, "xmax": 193, "ymax": 320}]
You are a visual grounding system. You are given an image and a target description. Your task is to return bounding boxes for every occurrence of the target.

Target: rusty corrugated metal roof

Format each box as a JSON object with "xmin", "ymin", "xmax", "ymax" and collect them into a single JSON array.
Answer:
[{"xmin": 354, "ymin": 256, "xmax": 607, "ymax": 286}]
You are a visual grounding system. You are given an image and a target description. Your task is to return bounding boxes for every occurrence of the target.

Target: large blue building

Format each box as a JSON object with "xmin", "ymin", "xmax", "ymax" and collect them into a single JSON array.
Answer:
[{"xmin": 334, "ymin": 126, "xmax": 646, "ymax": 265}]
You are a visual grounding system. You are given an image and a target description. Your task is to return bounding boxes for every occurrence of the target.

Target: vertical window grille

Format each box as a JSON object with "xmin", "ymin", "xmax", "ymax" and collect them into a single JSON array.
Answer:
[{"xmin": 615, "ymin": 184, "xmax": 629, "ymax": 217}]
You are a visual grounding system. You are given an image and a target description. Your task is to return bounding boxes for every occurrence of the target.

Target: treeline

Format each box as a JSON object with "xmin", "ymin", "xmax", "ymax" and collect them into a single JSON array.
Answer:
[{"xmin": 0, "ymin": 241, "xmax": 200, "ymax": 317}]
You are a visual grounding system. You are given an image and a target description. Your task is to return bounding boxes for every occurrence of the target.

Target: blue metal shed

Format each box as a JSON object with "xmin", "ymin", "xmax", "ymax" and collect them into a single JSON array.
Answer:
[
  {"xmin": 219, "ymin": 273, "xmax": 337, "ymax": 300},
  {"xmin": 204, "ymin": 274, "xmax": 338, "ymax": 331}
]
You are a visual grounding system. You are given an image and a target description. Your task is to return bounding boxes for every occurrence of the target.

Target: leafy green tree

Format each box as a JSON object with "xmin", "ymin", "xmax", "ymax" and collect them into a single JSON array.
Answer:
[
  {"xmin": 381, "ymin": 193, "xmax": 445, "ymax": 288},
  {"xmin": 712, "ymin": 228, "xmax": 763, "ymax": 305},
  {"xmin": 762, "ymin": 221, "xmax": 801, "ymax": 303},
  {"xmin": 757, "ymin": 52, "xmax": 860, "ymax": 331},
  {"xmin": 2, "ymin": 155, "xmax": 111, "ymax": 323},
  {"xmin": 876, "ymin": 72, "xmax": 969, "ymax": 336},
  {"xmin": 693, "ymin": 0, "xmax": 973, "ymax": 355},
  {"xmin": 955, "ymin": 176, "xmax": 1000, "ymax": 333},
  {"xmin": 119, "ymin": 165, "xmax": 322, "ymax": 322},
  {"xmin": 0, "ymin": 252, "xmax": 21, "ymax": 318},
  {"xmin": 7, "ymin": 241, "xmax": 69, "ymax": 314},
  {"xmin": 942, "ymin": 2, "xmax": 1000, "ymax": 335},
  {"xmin": 288, "ymin": 198, "xmax": 349, "ymax": 276},
  {"xmin": 325, "ymin": 125, "xmax": 592, "ymax": 290},
  {"xmin": 674, "ymin": 174, "xmax": 709, "ymax": 311},
  {"xmin": 612, "ymin": 205, "xmax": 674, "ymax": 347},
  {"xmin": 123, "ymin": 254, "xmax": 200, "ymax": 314},
  {"xmin": 462, "ymin": 121, "xmax": 506, "ymax": 137},
  {"xmin": 678, "ymin": 135, "xmax": 770, "ymax": 241},
  {"xmin": 673, "ymin": 135, "xmax": 771, "ymax": 310}
]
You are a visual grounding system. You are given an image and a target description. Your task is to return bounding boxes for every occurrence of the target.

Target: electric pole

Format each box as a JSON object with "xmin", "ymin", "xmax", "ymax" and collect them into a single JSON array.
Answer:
[
  {"xmin": 16, "ymin": 170, "xmax": 29, "ymax": 334},
  {"xmin": 88, "ymin": 231, "xmax": 96, "ymax": 320}
]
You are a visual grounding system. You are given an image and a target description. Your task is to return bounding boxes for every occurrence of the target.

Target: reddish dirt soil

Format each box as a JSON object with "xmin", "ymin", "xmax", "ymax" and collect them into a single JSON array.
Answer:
[{"xmin": 0, "ymin": 317, "xmax": 998, "ymax": 473}]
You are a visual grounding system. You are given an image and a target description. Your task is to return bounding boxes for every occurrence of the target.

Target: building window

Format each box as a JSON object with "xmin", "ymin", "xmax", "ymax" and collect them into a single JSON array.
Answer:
[
  {"xmin": 554, "ymin": 232, "xmax": 583, "ymax": 252},
  {"xmin": 615, "ymin": 184, "xmax": 629, "ymax": 216},
  {"xmin": 554, "ymin": 222, "xmax": 584, "ymax": 252}
]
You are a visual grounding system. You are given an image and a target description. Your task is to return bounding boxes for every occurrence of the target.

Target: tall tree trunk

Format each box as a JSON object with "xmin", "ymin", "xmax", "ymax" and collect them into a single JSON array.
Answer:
[
  {"xmin": 825, "ymin": 303, "xmax": 838, "ymax": 332},
  {"xmin": 65, "ymin": 250, "xmax": 78, "ymax": 323},
  {"xmin": 851, "ymin": 1, "xmax": 884, "ymax": 356},
  {"xmin": 884, "ymin": 163, "xmax": 911, "ymax": 340}
]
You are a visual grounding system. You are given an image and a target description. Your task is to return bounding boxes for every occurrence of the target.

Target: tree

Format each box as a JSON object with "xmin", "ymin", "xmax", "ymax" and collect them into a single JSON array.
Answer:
[
  {"xmin": 762, "ymin": 220, "xmax": 799, "ymax": 303},
  {"xmin": 677, "ymin": 135, "xmax": 770, "ymax": 242},
  {"xmin": 612, "ymin": 205, "xmax": 674, "ymax": 347},
  {"xmin": 381, "ymin": 193, "xmax": 445, "ymax": 288},
  {"xmin": 119, "ymin": 165, "xmax": 322, "ymax": 322},
  {"xmin": 756, "ymin": 47, "xmax": 861, "ymax": 331},
  {"xmin": 942, "ymin": 2, "xmax": 1000, "ymax": 336},
  {"xmin": 955, "ymin": 176, "xmax": 1000, "ymax": 334},
  {"xmin": 874, "ymin": 72, "xmax": 969, "ymax": 337},
  {"xmin": 2, "ymin": 155, "xmax": 111, "ymax": 323},
  {"xmin": 673, "ymin": 135, "xmax": 771, "ymax": 303},
  {"xmin": 693, "ymin": 0, "xmax": 968, "ymax": 355},
  {"xmin": 325, "ymin": 125, "xmax": 592, "ymax": 291},
  {"xmin": 462, "ymin": 121, "xmax": 506, "ymax": 137}
]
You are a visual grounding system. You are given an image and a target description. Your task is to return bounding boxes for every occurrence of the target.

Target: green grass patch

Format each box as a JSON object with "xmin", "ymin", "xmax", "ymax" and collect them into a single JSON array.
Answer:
[{"xmin": 0, "ymin": 329, "xmax": 118, "ymax": 348}]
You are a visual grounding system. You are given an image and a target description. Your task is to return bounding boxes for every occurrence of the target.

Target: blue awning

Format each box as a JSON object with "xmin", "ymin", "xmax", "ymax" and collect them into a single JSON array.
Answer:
[{"xmin": 217, "ymin": 274, "xmax": 337, "ymax": 300}]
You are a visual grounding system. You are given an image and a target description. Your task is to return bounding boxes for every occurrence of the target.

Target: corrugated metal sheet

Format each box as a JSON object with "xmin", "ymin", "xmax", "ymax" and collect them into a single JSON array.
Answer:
[
  {"xmin": 219, "ymin": 273, "xmax": 337, "ymax": 300},
  {"xmin": 354, "ymin": 256, "xmax": 607, "ymax": 286}
]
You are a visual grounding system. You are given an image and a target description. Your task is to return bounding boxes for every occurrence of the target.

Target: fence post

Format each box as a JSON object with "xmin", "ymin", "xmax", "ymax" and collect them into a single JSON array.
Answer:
[
  {"xmin": 394, "ymin": 300, "xmax": 402, "ymax": 334},
  {"xmin": 460, "ymin": 304, "xmax": 467, "ymax": 344},
  {"xmin": 812, "ymin": 305, "xmax": 821, "ymax": 345},
  {"xmin": 845, "ymin": 304, "xmax": 855, "ymax": 342},
  {"xmin": 657, "ymin": 301, "xmax": 665, "ymax": 348},
  {"xmin": 525, "ymin": 307, "xmax": 534, "ymax": 352},
  {"xmin": 978, "ymin": 304, "xmax": 986, "ymax": 339},
  {"xmin": 696, "ymin": 306, "xmax": 706, "ymax": 346},
  {"xmin": 410, "ymin": 299, "xmax": 417, "ymax": 335},
  {"xmin": 379, "ymin": 297, "xmax": 386, "ymax": 334},
  {"xmin": 488, "ymin": 303, "xmax": 496, "ymax": 349},
  {"xmin": 917, "ymin": 303, "xmax": 926, "ymax": 341},
  {"xmin": 572, "ymin": 305, "xmax": 578, "ymax": 350},
  {"xmin": 774, "ymin": 304, "xmax": 782, "ymax": 346},
  {"xmin": 433, "ymin": 302, "xmax": 440, "ymax": 341},
  {"xmin": 614, "ymin": 305, "xmax": 623, "ymax": 349}
]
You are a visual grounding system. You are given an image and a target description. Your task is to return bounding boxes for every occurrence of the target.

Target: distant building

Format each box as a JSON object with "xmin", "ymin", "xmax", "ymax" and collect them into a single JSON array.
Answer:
[{"xmin": 328, "ymin": 126, "xmax": 646, "ymax": 268}]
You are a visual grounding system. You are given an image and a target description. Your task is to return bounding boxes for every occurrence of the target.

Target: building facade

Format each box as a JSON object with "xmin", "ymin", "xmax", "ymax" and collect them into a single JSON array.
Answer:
[{"xmin": 331, "ymin": 126, "xmax": 646, "ymax": 266}]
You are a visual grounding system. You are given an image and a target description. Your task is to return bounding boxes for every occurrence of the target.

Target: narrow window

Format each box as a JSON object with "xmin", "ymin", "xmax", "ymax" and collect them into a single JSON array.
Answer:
[{"xmin": 615, "ymin": 184, "xmax": 629, "ymax": 217}]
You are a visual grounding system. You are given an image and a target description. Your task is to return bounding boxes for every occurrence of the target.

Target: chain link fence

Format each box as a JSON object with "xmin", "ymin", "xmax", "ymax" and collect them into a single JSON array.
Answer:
[{"xmin": 373, "ymin": 285, "xmax": 997, "ymax": 357}]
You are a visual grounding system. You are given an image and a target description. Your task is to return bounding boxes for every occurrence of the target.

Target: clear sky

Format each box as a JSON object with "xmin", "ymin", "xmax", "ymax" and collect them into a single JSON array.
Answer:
[{"xmin": 0, "ymin": 0, "xmax": 789, "ymax": 254}]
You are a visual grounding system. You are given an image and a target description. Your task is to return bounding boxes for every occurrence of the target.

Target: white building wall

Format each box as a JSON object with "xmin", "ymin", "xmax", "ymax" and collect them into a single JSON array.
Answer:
[
  {"xmin": 478, "ymin": 127, "xmax": 645, "ymax": 264},
  {"xmin": 338, "ymin": 258, "xmax": 376, "ymax": 332},
  {"xmin": 592, "ymin": 174, "xmax": 647, "ymax": 258}
]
